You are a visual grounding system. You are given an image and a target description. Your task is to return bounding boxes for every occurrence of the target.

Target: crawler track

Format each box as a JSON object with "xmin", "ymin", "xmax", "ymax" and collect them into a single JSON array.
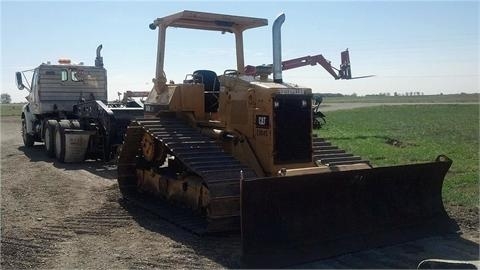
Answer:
[
  {"xmin": 117, "ymin": 116, "xmax": 256, "ymax": 233},
  {"xmin": 313, "ymin": 136, "xmax": 370, "ymax": 166}
]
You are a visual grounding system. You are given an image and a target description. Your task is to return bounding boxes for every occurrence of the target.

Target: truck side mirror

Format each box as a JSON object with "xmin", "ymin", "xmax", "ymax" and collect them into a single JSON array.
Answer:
[{"xmin": 16, "ymin": 72, "xmax": 25, "ymax": 90}]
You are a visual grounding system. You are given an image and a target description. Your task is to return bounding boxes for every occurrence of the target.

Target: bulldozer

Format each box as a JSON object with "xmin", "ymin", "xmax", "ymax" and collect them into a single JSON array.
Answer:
[{"xmin": 117, "ymin": 10, "xmax": 458, "ymax": 267}]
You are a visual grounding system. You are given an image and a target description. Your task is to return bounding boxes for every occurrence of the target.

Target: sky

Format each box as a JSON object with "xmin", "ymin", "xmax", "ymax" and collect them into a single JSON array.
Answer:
[{"xmin": 1, "ymin": 1, "xmax": 479, "ymax": 102}]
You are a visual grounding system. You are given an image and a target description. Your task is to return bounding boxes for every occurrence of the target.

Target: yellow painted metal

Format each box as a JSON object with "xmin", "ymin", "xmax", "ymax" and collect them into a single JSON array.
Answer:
[
  {"xmin": 140, "ymin": 133, "xmax": 156, "ymax": 162},
  {"xmin": 283, "ymin": 163, "xmax": 372, "ymax": 177},
  {"xmin": 137, "ymin": 167, "xmax": 209, "ymax": 212}
]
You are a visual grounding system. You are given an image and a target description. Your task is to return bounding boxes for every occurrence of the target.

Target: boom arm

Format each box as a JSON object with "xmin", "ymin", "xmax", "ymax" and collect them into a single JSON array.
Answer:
[
  {"xmin": 245, "ymin": 49, "xmax": 371, "ymax": 80},
  {"xmin": 281, "ymin": 51, "xmax": 350, "ymax": 80}
]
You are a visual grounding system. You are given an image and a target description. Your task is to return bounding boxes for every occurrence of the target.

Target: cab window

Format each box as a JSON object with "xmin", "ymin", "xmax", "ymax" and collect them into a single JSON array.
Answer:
[
  {"xmin": 71, "ymin": 70, "xmax": 84, "ymax": 82},
  {"xmin": 61, "ymin": 70, "xmax": 68, "ymax": 81}
]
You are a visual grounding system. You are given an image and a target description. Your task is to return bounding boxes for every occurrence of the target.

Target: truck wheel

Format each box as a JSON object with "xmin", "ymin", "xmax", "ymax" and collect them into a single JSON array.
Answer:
[
  {"xmin": 22, "ymin": 118, "xmax": 35, "ymax": 147},
  {"xmin": 44, "ymin": 120, "xmax": 57, "ymax": 158},
  {"xmin": 55, "ymin": 122, "xmax": 67, "ymax": 163}
]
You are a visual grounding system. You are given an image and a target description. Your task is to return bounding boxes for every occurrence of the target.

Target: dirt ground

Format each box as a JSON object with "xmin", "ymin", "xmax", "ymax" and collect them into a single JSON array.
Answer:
[{"xmin": 1, "ymin": 115, "xmax": 479, "ymax": 269}]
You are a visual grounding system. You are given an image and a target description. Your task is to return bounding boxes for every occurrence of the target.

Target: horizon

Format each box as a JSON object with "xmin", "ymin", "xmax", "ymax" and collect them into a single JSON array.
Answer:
[{"xmin": 4, "ymin": 92, "xmax": 478, "ymax": 105}]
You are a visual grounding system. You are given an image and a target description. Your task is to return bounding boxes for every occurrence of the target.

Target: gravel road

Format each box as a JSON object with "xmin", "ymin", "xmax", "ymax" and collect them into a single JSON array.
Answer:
[{"xmin": 1, "ymin": 115, "xmax": 478, "ymax": 269}]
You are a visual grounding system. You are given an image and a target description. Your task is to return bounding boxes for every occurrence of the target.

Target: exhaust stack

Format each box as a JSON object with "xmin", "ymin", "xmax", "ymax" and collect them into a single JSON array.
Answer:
[
  {"xmin": 272, "ymin": 13, "xmax": 285, "ymax": 83},
  {"xmin": 95, "ymin": 44, "xmax": 104, "ymax": 68}
]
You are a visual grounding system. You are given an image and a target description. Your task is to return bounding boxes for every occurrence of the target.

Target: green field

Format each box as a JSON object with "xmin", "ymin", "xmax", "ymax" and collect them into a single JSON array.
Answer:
[
  {"xmin": 322, "ymin": 93, "xmax": 479, "ymax": 104},
  {"xmin": 316, "ymin": 104, "xmax": 479, "ymax": 208},
  {"xmin": 0, "ymin": 103, "xmax": 24, "ymax": 117}
]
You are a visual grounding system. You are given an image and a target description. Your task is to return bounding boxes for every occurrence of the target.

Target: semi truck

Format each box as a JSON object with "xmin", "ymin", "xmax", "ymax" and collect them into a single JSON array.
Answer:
[{"xmin": 16, "ymin": 45, "xmax": 144, "ymax": 162}]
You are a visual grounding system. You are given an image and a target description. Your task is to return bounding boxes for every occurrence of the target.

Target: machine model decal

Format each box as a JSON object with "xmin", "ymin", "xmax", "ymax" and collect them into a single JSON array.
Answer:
[
  {"xmin": 278, "ymin": 89, "xmax": 305, "ymax": 95},
  {"xmin": 255, "ymin": 129, "xmax": 268, "ymax": 137}
]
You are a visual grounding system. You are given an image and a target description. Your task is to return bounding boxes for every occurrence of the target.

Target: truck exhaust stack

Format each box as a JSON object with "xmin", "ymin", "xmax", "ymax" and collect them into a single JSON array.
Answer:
[
  {"xmin": 272, "ymin": 13, "xmax": 285, "ymax": 83},
  {"xmin": 95, "ymin": 44, "xmax": 104, "ymax": 68}
]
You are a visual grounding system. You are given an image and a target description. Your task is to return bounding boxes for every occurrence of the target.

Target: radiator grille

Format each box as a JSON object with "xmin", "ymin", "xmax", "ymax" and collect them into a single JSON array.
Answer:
[{"xmin": 273, "ymin": 94, "xmax": 312, "ymax": 164}]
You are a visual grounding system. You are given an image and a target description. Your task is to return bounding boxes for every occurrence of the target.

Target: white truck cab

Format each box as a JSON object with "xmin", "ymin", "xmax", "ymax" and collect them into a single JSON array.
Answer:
[
  {"xmin": 16, "ymin": 45, "xmax": 107, "ymax": 162},
  {"xmin": 17, "ymin": 45, "xmax": 143, "ymax": 163}
]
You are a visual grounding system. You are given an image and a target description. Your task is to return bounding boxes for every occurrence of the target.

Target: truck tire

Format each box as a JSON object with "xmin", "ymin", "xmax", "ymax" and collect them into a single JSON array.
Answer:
[
  {"xmin": 22, "ymin": 118, "xmax": 35, "ymax": 147},
  {"xmin": 54, "ymin": 121, "xmax": 69, "ymax": 163},
  {"xmin": 44, "ymin": 120, "xmax": 57, "ymax": 158}
]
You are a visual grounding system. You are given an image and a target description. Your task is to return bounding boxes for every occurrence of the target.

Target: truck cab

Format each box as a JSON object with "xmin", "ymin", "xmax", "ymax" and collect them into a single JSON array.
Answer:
[
  {"xmin": 16, "ymin": 45, "xmax": 143, "ymax": 163},
  {"xmin": 24, "ymin": 63, "xmax": 107, "ymax": 115},
  {"xmin": 17, "ymin": 46, "xmax": 107, "ymax": 148}
]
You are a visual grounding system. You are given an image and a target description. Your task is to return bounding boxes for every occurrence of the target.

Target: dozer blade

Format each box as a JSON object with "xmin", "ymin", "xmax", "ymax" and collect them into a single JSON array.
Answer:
[{"xmin": 241, "ymin": 155, "xmax": 459, "ymax": 268}]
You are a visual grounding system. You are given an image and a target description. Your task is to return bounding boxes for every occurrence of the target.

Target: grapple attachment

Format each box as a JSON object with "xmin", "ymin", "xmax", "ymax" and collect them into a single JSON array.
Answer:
[{"xmin": 241, "ymin": 156, "xmax": 459, "ymax": 267}]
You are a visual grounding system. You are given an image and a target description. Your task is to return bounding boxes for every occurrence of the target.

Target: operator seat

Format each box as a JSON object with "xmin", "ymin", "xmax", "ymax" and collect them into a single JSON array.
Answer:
[{"xmin": 193, "ymin": 70, "xmax": 220, "ymax": 113}]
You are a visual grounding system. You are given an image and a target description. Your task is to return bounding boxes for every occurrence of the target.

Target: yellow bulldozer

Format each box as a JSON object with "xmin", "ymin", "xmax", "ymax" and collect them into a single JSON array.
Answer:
[{"xmin": 117, "ymin": 10, "xmax": 458, "ymax": 267}]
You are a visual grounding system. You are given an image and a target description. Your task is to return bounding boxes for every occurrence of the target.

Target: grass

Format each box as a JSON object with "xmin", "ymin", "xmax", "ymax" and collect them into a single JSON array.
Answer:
[
  {"xmin": 323, "ymin": 93, "xmax": 479, "ymax": 104},
  {"xmin": 316, "ymin": 104, "xmax": 479, "ymax": 209},
  {"xmin": 0, "ymin": 103, "xmax": 24, "ymax": 117}
]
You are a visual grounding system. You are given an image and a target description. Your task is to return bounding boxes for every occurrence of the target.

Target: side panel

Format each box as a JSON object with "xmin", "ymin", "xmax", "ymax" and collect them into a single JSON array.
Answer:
[
  {"xmin": 38, "ymin": 67, "xmax": 107, "ymax": 101},
  {"xmin": 35, "ymin": 65, "xmax": 107, "ymax": 113},
  {"xmin": 144, "ymin": 84, "xmax": 205, "ymax": 120},
  {"xmin": 241, "ymin": 156, "xmax": 459, "ymax": 267}
]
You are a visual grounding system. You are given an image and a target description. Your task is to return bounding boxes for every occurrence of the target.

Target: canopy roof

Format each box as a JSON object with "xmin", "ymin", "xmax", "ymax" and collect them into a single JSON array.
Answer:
[{"xmin": 152, "ymin": 10, "xmax": 268, "ymax": 32}]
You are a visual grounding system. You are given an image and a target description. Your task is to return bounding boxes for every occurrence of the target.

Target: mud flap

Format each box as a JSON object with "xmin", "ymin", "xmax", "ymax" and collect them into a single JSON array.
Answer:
[
  {"xmin": 61, "ymin": 131, "xmax": 91, "ymax": 163},
  {"xmin": 241, "ymin": 156, "xmax": 459, "ymax": 268}
]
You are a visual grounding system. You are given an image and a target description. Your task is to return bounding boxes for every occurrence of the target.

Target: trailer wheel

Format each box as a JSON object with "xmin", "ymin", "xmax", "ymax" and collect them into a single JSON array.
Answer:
[
  {"xmin": 44, "ymin": 120, "xmax": 57, "ymax": 158},
  {"xmin": 22, "ymin": 118, "xmax": 35, "ymax": 147}
]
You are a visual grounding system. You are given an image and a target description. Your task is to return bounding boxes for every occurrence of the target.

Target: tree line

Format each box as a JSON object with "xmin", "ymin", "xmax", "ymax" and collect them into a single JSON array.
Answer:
[{"xmin": 1, "ymin": 93, "xmax": 11, "ymax": 104}]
